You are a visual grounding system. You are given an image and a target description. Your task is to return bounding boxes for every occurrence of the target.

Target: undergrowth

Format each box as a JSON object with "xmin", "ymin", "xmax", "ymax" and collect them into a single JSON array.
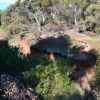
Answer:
[{"xmin": 0, "ymin": 40, "xmax": 80, "ymax": 100}]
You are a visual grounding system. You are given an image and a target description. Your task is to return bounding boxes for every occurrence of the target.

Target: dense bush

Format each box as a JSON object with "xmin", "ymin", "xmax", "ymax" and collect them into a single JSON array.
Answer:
[
  {"xmin": 1, "ymin": 0, "xmax": 34, "ymax": 34},
  {"xmin": 22, "ymin": 58, "xmax": 79, "ymax": 100},
  {"xmin": 0, "ymin": 40, "xmax": 25, "ymax": 73},
  {"xmin": 95, "ymin": 27, "xmax": 100, "ymax": 34},
  {"xmin": 1, "ymin": 0, "xmax": 90, "ymax": 35},
  {"xmin": 79, "ymin": 4, "xmax": 100, "ymax": 34},
  {"xmin": 35, "ymin": 61, "xmax": 79, "ymax": 100},
  {"xmin": 0, "ymin": 40, "xmax": 80, "ymax": 100}
]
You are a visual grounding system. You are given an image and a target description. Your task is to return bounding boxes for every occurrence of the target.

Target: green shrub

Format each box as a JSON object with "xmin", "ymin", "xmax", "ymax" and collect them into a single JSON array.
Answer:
[
  {"xmin": 95, "ymin": 56, "xmax": 100, "ymax": 82},
  {"xmin": 86, "ymin": 4, "xmax": 100, "ymax": 13},
  {"xmin": 79, "ymin": 3, "xmax": 100, "ymax": 34},
  {"xmin": 7, "ymin": 23, "xmax": 21, "ymax": 34},
  {"xmin": 35, "ymin": 60, "xmax": 79, "ymax": 100},
  {"xmin": 18, "ymin": 57, "xmax": 79, "ymax": 100},
  {"xmin": 0, "ymin": 41, "xmax": 26, "ymax": 73},
  {"xmin": 95, "ymin": 27, "xmax": 100, "ymax": 33}
]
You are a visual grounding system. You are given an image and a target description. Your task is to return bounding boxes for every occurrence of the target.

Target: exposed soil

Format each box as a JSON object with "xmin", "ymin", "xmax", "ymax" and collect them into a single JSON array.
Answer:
[
  {"xmin": 9, "ymin": 33, "xmax": 37, "ymax": 55},
  {"xmin": 69, "ymin": 64, "xmax": 95, "ymax": 91},
  {"xmin": 9, "ymin": 38, "xmax": 30, "ymax": 55},
  {"xmin": 66, "ymin": 28, "xmax": 100, "ymax": 55},
  {"xmin": 71, "ymin": 39, "xmax": 90, "ymax": 52}
]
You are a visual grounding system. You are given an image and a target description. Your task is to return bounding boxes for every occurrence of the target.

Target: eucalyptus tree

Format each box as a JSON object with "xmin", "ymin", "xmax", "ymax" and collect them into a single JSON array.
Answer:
[{"xmin": 32, "ymin": 0, "xmax": 58, "ymax": 31}]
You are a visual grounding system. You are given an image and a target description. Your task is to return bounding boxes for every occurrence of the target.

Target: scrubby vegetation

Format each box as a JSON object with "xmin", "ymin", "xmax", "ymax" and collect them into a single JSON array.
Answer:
[
  {"xmin": 0, "ymin": 0, "xmax": 100, "ymax": 36},
  {"xmin": 0, "ymin": 0, "xmax": 100, "ymax": 100},
  {"xmin": 78, "ymin": 1, "xmax": 100, "ymax": 34},
  {"xmin": 0, "ymin": 0, "xmax": 98, "ymax": 35}
]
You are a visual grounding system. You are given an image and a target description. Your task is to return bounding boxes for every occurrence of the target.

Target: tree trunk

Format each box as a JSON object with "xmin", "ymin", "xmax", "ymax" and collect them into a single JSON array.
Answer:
[
  {"xmin": 42, "ymin": 13, "xmax": 45, "ymax": 23},
  {"xmin": 74, "ymin": 16, "xmax": 77, "ymax": 24},
  {"xmin": 35, "ymin": 15, "xmax": 41, "ymax": 32},
  {"xmin": 74, "ymin": 4, "xmax": 78, "ymax": 25},
  {"xmin": 51, "ymin": 12, "xmax": 55, "ymax": 20}
]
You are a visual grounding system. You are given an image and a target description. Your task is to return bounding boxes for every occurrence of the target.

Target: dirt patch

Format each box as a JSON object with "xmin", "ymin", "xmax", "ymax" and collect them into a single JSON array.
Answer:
[
  {"xmin": 71, "ymin": 39, "xmax": 90, "ymax": 52},
  {"xmin": 69, "ymin": 64, "xmax": 95, "ymax": 93},
  {"xmin": 10, "ymin": 39, "xmax": 30, "ymax": 55},
  {"xmin": 9, "ymin": 34, "xmax": 35, "ymax": 55},
  {"xmin": 67, "ymin": 28, "xmax": 100, "ymax": 54},
  {"xmin": 78, "ymin": 67, "xmax": 95, "ymax": 91},
  {"xmin": 42, "ymin": 21, "xmax": 66, "ymax": 33},
  {"xmin": 0, "ymin": 34, "xmax": 6, "ymax": 40}
]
